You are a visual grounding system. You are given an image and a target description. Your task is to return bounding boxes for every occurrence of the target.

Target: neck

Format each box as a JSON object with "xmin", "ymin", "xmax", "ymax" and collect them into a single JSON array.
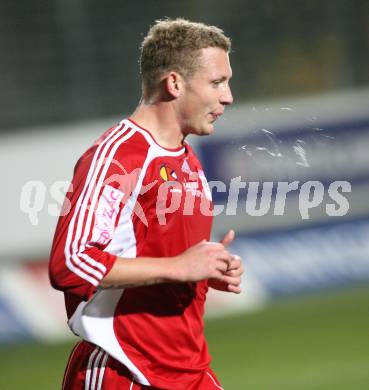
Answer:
[{"xmin": 130, "ymin": 100, "xmax": 185, "ymax": 149}]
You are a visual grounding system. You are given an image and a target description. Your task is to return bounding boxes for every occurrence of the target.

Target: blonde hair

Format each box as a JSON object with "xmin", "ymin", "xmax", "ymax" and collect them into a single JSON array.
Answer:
[{"xmin": 139, "ymin": 18, "xmax": 231, "ymax": 99}]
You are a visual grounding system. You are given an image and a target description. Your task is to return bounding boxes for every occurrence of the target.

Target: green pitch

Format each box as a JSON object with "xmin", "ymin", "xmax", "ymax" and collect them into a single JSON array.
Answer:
[{"xmin": 1, "ymin": 284, "xmax": 368, "ymax": 389}]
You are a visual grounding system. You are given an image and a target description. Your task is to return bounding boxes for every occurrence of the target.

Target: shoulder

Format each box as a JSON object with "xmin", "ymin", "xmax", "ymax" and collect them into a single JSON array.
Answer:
[
  {"xmin": 75, "ymin": 121, "xmax": 151, "ymax": 177},
  {"xmin": 97, "ymin": 121, "xmax": 151, "ymax": 160}
]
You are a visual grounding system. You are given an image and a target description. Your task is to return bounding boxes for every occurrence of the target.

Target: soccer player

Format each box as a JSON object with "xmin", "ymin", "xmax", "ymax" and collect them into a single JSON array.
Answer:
[{"xmin": 49, "ymin": 18, "xmax": 244, "ymax": 389}]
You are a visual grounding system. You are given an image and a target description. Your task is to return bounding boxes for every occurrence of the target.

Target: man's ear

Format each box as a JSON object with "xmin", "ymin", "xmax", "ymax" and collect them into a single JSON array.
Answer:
[{"xmin": 165, "ymin": 71, "xmax": 183, "ymax": 98}]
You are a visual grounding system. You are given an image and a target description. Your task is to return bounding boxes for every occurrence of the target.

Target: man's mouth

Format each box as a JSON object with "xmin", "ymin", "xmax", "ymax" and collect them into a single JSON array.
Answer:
[{"xmin": 210, "ymin": 112, "xmax": 223, "ymax": 121}]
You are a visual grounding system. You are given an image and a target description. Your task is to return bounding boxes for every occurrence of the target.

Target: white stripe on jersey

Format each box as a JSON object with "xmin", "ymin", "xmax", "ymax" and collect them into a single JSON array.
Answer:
[
  {"xmin": 65, "ymin": 121, "xmax": 126, "ymax": 285},
  {"xmin": 90, "ymin": 349, "xmax": 104, "ymax": 390},
  {"xmin": 64, "ymin": 121, "xmax": 132, "ymax": 285},
  {"xmin": 75, "ymin": 127, "xmax": 137, "ymax": 272},
  {"xmin": 71, "ymin": 125, "xmax": 138, "ymax": 283},
  {"xmin": 85, "ymin": 346, "xmax": 100, "ymax": 390},
  {"xmin": 96, "ymin": 352, "xmax": 109, "ymax": 390},
  {"xmin": 70, "ymin": 122, "xmax": 133, "ymax": 284},
  {"xmin": 79, "ymin": 253, "xmax": 107, "ymax": 274},
  {"xmin": 206, "ymin": 371, "xmax": 224, "ymax": 390}
]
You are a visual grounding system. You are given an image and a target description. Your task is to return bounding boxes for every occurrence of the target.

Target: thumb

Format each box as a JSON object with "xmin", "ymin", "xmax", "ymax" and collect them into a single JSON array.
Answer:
[{"xmin": 220, "ymin": 229, "xmax": 235, "ymax": 246}]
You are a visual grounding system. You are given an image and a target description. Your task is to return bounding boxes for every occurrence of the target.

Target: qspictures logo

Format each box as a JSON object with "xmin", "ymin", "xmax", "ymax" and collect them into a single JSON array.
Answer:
[{"xmin": 19, "ymin": 157, "xmax": 351, "ymax": 226}]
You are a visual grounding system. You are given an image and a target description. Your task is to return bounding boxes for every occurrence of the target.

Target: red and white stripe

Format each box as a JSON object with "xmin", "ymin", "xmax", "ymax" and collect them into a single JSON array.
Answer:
[
  {"xmin": 64, "ymin": 120, "xmax": 135, "ymax": 286},
  {"xmin": 206, "ymin": 371, "xmax": 224, "ymax": 390},
  {"xmin": 84, "ymin": 346, "xmax": 109, "ymax": 390}
]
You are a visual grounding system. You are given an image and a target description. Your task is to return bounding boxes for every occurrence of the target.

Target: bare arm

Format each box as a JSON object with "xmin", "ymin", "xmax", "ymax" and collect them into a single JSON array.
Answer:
[{"xmin": 100, "ymin": 241, "xmax": 233, "ymax": 289}]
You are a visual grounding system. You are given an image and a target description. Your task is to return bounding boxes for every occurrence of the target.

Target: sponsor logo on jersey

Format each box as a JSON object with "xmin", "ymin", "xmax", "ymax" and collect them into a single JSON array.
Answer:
[{"xmin": 92, "ymin": 185, "xmax": 124, "ymax": 245}]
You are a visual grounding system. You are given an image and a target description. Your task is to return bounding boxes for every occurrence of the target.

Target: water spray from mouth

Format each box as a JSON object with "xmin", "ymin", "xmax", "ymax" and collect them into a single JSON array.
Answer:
[
  {"xmin": 255, "ymin": 128, "xmax": 283, "ymax": 158},
  {"xmin": 293, "ymin": 139, "xmax": 309, "ymax": 167},
  {"xmin": 236, "ymin": 106, "xmax": 335, "ymax": 169}
]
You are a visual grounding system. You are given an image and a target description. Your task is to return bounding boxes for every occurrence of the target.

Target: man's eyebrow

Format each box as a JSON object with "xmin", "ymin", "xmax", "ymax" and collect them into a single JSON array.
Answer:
[
  {"xmin": 214, "ymin": 75, "xmax": 232, "ymax": 81},
  {"xmin": 215, "ymin": 75, "xmax": 232, "ymax": 81}
]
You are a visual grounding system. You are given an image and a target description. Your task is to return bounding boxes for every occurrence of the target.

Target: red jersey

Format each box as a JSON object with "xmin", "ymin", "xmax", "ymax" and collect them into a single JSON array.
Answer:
[{"xmin": 49, "ymin": 118, "xmax": 214, "ymax": 389}]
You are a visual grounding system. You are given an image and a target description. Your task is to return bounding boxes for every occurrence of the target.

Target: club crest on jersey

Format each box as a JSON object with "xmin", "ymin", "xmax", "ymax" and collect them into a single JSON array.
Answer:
[{"xmin": 159, "ymin": 165, "xmax": 178, "ymax": 182}]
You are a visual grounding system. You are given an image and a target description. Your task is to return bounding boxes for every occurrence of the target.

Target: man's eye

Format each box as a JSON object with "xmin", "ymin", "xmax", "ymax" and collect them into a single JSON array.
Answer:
[{"xmin": 212, "ymin": 80, "xmax": 221, "ymax": 86}]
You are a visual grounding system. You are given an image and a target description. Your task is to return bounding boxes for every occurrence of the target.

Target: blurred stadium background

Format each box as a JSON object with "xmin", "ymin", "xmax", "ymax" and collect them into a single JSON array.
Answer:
[{"xmin": 1, "ymin": 1, "xmax": 369, "ymax": 389}]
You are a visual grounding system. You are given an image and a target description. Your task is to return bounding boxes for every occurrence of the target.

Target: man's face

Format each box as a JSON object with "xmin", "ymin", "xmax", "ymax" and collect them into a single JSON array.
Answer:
[{"xmin": 177, "ymin": 47, "xmax": 233, "ymax": 136}]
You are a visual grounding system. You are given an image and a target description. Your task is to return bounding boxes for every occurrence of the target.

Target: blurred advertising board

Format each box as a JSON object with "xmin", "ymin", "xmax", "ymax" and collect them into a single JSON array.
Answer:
[
  {"xmin": 0, "ymin": 262, "xmax": 70, "ymax": 343},
  {"xmin": 231, "ymin": 216, "xmax": 369, "ymax": 296}
]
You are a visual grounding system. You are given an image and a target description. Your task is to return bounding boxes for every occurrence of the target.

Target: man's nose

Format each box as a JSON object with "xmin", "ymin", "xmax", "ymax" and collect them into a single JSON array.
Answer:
[{"xmin": 220, "ymin": 84, "xmax": 233, "ymax": 105}]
